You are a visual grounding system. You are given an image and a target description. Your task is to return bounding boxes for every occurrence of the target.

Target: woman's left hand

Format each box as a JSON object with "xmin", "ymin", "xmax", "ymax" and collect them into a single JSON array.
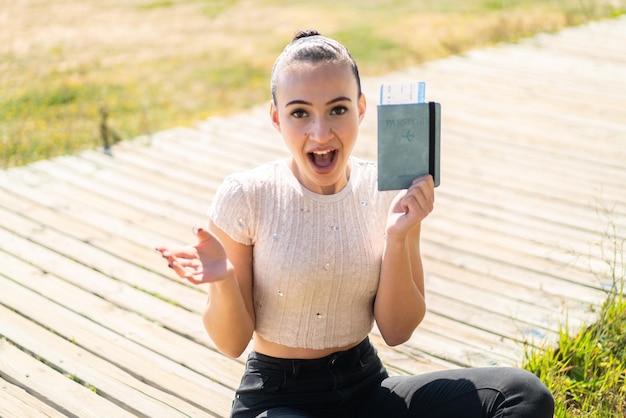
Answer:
[{"xmin": 386, "ymin": 174, "xmax": 434, "ymax": 238}]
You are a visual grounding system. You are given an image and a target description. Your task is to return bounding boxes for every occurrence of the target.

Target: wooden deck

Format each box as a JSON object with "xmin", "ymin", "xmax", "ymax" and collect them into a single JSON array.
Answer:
[{"xmin": 1, "ymin": 17, "xmax": 625, "ymax": 417}]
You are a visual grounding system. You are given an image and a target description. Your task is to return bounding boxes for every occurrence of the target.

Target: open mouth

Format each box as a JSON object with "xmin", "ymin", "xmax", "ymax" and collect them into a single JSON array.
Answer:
[{"xmin": 308, "ymin": 149, "xmax": 337, "ymax": 170}]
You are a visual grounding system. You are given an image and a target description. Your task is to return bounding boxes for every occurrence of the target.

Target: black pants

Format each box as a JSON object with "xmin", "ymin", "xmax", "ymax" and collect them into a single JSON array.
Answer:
[{"xmin": 230, "ymin": 338, "xmax": 554, "ymax": 417}]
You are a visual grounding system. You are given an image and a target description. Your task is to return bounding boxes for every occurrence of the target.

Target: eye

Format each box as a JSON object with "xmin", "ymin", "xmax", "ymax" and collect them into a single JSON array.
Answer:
[
  {"xmin": 291, "ymin": 109, "xmax": 308, "ymax": 118},
  {"xmin": 330, "ymin": 105, "xmax": 348, "ymax": 116}
]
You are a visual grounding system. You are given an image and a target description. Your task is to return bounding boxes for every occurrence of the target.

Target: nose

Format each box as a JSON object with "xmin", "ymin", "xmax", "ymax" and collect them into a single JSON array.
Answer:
[{"xmin": 307, "ymin": 117, "xmax": 333, "ymax": 143}]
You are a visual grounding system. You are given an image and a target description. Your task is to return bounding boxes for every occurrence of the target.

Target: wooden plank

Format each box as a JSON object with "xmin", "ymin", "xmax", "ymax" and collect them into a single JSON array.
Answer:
[
  {"xmin": 0, "ymin": 169, "xmax": 200, "ymax": 249},
  {"xmin": 424, "ymin": 254, "xmax": 604, "ymax": 311},
  {"xmin": 34, "ymin": 156, "xmax": 208, "ymax": 215},
  {"xmin": 0, "ymin": 180, "xmax": 196, "ymax": 273},
  {"xmin": 435, "ymin": 50, "xmax": 626, "ymax": 106},
  {"xmin": 433, "ymin": 180, "xmax": 620, "ymax": 270},
  {"xmin": 0, "ymin": 204, "xmax": 204, "ymax": 314},
  {"xmin": 144, "ymin": 124, "xmax": 284, "ymax": 170},
  {"xmin": 528, "ymin": 22, "xmax": 626, "ymax": 63},
  {"xmin": 421, "ymin": 238, "xmax": 612, "ymax": 312},
  {"xmin": 425, "ymin": 203, "xmax": 614, "ymax": 283},
  {"xmin": 0, "ymin": 376, "xmax": 67, "ymax": 418},
  {"xmin": 0, "ymin": 229, "xmax": 243, "ymax": 383},
  {"xmin": 443, "ymin": 108, "xmax": 626, "ymax": 166},
  {"xmin": 423, "ymin": 291, "xmax": 557, "ymax": 344},
  {"xmin": 422, "ymin": 236, "xmax": 607, "ymax": 300},
  {"xmin": 433, "ymin": 193, "xmax": 616, "ymax": 263},
  {"xmin": 445, "ymin": 125, "xmax": 626, "ymax": 190},
  {"xmin": 440, "ymin": 117, "xmax": 625, "ymax": 172},
  {"xmin": 368, "ymin": 333, "xmax": 458, "ymax": 375},
  {"xmin": 79, "ymin": 149, "xmax": 220, "ymax": 200},
  {"xmin": 0, "ymin": 310, "xmax": 217, "ymax": 417},
  {"xmin": 412, "ymin": 312, "xmax": 523, "ymax": 364},
  {"xmin": 0, "ymin": 164, "xmax": 200, "ymax": 238},
  {"xmin": 0, "ymin": 339, "xmax": 137, "ymax": 418},
  {"xmin": 0, "ymin": 266, "xmax": 233, "ymax": 417}
]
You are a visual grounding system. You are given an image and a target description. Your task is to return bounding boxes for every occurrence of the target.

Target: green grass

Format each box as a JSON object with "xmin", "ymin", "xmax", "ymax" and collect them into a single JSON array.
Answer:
[
  {"xmin": 524, "ymin": 291, "xmax": 626, "ymax": 416},
  {"xmin": 522, "ymin": 221, "xmax": 626, "ymax": 417},
  {"xmin": 2, "ymin": 0, "xmax": 625, "ymax": 169}
]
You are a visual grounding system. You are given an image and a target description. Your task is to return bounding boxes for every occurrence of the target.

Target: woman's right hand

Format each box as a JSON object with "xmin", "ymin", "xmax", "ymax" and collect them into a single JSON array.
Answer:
[{"xmin": 156, "ymin": 227, "xmax": 234, "ymax": 285}]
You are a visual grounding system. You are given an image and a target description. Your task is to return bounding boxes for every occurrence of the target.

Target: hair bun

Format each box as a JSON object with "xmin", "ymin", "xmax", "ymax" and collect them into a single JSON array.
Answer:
[{"xmin": 293, "ymin": 29, "xmax": 321, "ymax": 41}]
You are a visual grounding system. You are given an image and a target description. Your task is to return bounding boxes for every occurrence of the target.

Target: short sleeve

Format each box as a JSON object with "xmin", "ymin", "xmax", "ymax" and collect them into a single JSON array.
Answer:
[{"xmin": 207, "ymin": 176, "xmax": 254, "ymax": 245}]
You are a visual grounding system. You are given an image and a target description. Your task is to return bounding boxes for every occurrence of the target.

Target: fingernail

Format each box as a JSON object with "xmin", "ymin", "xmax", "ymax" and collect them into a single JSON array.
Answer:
[
  {"xmin": 192, "ymin": 226, "xmax": 204, "ymax": 234},
  {"xmin": 168, "ymin": 263, "xmax": 173, "ymax": 269}
]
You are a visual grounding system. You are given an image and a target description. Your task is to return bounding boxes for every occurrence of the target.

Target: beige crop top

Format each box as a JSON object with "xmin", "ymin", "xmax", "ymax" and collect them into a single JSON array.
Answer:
[{"xmin": 208, "ymin": 157, "xmax": 396, "ymax": 349}]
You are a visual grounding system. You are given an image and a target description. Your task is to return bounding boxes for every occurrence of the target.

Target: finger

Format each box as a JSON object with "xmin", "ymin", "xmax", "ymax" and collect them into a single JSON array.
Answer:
[
  {"xmin": 160, "ymin": 250, "xmax": 194, "ymax": 266},
  {"xmin": 170, "ymin": 257, "xmax": 204, "ymax": 277},
  {"xmin": 179, "ymin": 263, "xmax": 206, "ymax": 285},
  {"xmin": 168, "ymin": 258, "xmax": 189, "ymax": 279},
  {"xmin": 193, "ymin": 226, "xmax": 214, "ymax": 243},
  {"xmin": 411, "ymin": 174, "xmax": 434, "ymax": 188},
  {"xmin": 159, "ymin": 244, "xmax": 200, "ymax": 261},
  {"xmin": 408, "ymin": 177, "xmax": 434, "ymax": 205},
  {"xmin": 157, "ymin": 248, "xmax": 176, "ymax": 264},
  {"xmin": 185, "ymin": 275, "xmax": 206, "ymax": 285},
  {"xmin": 407, "ymin": 184, "xmax": 433, "ymax": 204},
  {"xmin": 402, "ymin": 188, "xmax": 433, "ymax": 219}
]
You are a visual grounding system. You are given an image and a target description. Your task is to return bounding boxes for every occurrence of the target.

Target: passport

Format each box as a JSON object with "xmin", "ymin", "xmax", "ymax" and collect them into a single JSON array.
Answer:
[{"xmin": 377, "ymin": 82, "xmax": 441, "ymax": 191}]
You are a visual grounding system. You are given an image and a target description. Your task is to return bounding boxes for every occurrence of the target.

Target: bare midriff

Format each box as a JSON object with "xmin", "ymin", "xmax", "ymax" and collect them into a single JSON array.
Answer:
[{"xmin": 253, "ymin": 333, "xmax": 361, "ymax": 359}]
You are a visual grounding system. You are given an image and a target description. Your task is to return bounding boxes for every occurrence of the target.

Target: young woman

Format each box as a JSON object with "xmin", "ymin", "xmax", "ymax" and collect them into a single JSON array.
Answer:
[{"xmin": 158, "ymin": 30, "xmax": 554, "ymax": 418}]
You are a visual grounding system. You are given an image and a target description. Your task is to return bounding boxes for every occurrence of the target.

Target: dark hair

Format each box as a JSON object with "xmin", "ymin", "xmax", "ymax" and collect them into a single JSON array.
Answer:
[{"xmin": 270, "ymin": 30, "xmax": 362, "ymax": 103}]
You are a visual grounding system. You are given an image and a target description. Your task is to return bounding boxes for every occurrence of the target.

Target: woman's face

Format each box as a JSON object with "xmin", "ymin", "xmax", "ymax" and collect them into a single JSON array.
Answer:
[{"xmin": 270, "ymin": 61, "xmax": 366, "ymax": 195}]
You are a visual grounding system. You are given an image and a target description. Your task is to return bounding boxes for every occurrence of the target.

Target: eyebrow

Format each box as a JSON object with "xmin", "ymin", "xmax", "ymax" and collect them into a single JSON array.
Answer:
[{"xmin": 284, "ymin": 96, "xmax": 352, "ymax": 108}]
